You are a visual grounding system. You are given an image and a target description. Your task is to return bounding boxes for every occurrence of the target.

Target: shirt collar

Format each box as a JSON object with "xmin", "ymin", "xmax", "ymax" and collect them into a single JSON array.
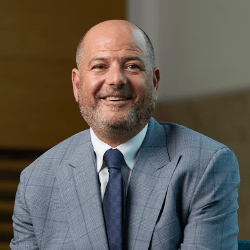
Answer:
[{"xmin": 90, "ymin": 124, "xmax": 148, "ymax": 173}]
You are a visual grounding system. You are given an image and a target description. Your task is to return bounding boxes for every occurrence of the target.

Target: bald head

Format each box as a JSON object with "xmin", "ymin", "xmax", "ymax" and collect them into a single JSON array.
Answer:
[{"xmin": 76, "ymin": 20, "xmax": 155, "ymax": 70}]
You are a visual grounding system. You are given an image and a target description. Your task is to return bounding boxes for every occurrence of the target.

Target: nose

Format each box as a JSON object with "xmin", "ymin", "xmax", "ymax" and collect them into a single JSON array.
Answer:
[{"xmin": 105, "ymin": 64, "xmax": 127, "ymax": 87}]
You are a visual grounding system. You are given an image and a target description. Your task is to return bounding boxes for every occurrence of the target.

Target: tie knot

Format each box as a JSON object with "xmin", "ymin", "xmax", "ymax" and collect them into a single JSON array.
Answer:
[{"xmin": 103, "ymin": 148, "xmax": 125, "ymax": 170}]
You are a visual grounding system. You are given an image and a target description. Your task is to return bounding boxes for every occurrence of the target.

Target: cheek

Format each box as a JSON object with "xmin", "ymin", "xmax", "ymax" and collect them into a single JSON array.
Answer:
[
  {"xmin": 133, "ymin": 78, "xmax": 153, "ymax": 97},
  {"xmin": 79, "ymin": 75, "xmax": 102, "ymax": 98}
]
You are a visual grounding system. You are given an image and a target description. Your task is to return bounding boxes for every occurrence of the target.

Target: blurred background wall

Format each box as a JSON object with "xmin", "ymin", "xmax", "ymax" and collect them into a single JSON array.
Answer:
[
  {"xmin": 128, "ymin": 0, "xmax": 250, "ymax": 241},
  {"xmin": 0, "ymin": 0, "xmax": 249, "ymax": 248}
]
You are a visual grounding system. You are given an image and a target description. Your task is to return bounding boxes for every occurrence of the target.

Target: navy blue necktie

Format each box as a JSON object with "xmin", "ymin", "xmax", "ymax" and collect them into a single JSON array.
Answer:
[{"xmin": 103, "ymin": 148, "xmax": 126, "ymax": 250}]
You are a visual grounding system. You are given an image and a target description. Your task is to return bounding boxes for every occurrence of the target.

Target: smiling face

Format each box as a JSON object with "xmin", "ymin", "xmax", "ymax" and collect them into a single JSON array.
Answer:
[{"xmin": 72, "ymin": 20, "xmax": 160, "ymax": 146}]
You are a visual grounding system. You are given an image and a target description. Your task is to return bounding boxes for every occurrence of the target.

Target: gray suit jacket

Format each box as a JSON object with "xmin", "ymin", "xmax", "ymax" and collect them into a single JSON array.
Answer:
[{"xmin": 10, "ymin": 118, "xmax": 240, "ymax": 249}]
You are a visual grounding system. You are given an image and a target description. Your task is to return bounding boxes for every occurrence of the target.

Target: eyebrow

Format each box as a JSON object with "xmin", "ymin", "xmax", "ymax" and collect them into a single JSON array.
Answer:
[
  {"xmin": 123, "ymin": 56, "xmax": 145, "ymax": 66},
  {"xmin": 88, "ymin": 56, "xmax": 145, "ymax": 68},
  {"xmin": 88, "ymin": 57, "xmax": 109, "ymax": 67}
]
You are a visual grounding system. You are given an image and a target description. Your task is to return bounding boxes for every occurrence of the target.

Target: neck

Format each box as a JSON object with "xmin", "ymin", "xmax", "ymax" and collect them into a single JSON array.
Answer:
[{"xmin": 92, "ymin": 124, "xmax": 145, "ymax": 148}]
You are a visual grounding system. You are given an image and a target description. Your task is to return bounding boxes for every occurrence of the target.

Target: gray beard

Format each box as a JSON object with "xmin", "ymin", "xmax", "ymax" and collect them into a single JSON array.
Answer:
[{"xmin": 78, "ymin": 87, "xmax": 156, "ymax": 139}]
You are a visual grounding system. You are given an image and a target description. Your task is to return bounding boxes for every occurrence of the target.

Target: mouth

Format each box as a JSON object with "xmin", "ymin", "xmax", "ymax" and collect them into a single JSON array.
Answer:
[{"xmin": 102, "ymin": 96, "xmax": 131, "ymax": 101}]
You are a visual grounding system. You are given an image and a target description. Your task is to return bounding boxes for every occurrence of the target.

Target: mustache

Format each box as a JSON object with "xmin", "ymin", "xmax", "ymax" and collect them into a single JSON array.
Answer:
[{"xmin": 96, "ymin": 87, "xmax": 135, "ymax": 99}]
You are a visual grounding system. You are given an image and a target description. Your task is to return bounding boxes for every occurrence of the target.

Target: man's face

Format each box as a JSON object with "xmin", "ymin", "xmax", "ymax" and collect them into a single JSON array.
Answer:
[{"xmin": 72, "ymin": 23, "xmax": 159, "ymax": 137}]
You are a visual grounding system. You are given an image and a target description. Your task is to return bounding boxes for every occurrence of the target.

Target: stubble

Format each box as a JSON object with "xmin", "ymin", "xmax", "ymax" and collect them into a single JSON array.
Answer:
[{"xmin": 78, "ymin": 84, "xmax": 156, "ymax": 140}]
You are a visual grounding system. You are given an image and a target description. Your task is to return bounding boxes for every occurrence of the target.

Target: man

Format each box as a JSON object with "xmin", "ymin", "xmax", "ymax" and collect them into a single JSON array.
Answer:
[{"xmin": 10, "ymin": 20, "xmax": 240, "ymax": 249}]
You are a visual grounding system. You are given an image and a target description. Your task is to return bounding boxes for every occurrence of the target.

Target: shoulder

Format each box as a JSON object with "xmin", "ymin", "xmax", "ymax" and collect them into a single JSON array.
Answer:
[
  {"xmin": 20, "ymin": 129, "xmax": 91, "ymax": 178},
  {"xmin": 158, "ymin": 122, "xmax": 237, "ymax": 166},
  {"xmin": 159, "ymin": 122, "xmax": 239, "ymax": 189},
  {"xmin": 39, "ymin": 129, "xmax": 90, "ymax": 159},
  {"xmin": 160, "ymin": 121, "xmax": 227, "ymax": 151}
]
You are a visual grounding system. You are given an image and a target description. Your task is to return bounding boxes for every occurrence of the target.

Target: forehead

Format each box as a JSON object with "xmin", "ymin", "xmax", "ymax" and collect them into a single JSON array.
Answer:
[{"xmin": 83, "ymin": 26, "xmax": 148, "ymax": 60}]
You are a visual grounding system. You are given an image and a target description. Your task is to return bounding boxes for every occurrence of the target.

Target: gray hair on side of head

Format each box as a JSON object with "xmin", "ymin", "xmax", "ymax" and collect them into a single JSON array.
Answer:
[
  {"xmin": 75, "ymin": 24, "xmax": 155, "ymax": 70},
  {"xmin": 76, "ymin": 35, "xmax": 86, "ymax": 69}
]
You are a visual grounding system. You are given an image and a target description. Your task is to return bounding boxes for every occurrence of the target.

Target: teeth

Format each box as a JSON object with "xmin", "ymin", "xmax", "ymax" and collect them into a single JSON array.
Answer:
[{"xmin": 105, "ymin": 96, "xmax": 127, "ymax": 101}]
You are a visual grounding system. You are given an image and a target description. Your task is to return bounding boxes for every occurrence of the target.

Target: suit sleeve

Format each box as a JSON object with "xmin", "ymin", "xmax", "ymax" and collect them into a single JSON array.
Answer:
[
  {"xmin": 180, "ymin": 147, "xmax": 240, "ymax": 250},
  {"xmin": 10, "ymin": 169, "xmax": 39, "ymax": 250}
]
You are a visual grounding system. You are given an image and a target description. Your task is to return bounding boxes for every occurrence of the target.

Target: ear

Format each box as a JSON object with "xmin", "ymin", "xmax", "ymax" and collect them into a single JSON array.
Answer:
[
  {"xmin": 153, "ymin": 67, "xmax": 160, "ymax": 96},
  {"xmin": 72, "ymin": 68, "xmax": 80, "ymax": 102}
]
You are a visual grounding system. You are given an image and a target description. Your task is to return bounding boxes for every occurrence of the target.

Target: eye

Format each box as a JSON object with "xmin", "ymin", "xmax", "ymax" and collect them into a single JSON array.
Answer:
[
  {"xmin": 126, "ymin": 64, "xmax": 141, "ymax": 71},
  {"xmin": 92, "ymin": 64, "xmax": 107, "ymax": 70}
]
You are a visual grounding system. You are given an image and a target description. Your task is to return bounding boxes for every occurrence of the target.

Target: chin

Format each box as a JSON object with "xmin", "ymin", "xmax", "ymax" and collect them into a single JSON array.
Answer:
[
  {"xmin": 79, "ymin": 97, "xmax": 154, "ymax": 134},
  {"xmin": 103, "ymin": 116, "xmax": 133, "ymax": 128}
]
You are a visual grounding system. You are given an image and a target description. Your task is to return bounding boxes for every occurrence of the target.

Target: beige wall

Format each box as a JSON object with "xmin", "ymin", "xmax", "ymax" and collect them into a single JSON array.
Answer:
[
  {"xmin": 1, "ymin": 0, "xmax": 126, "ymax": 149},
  {"xmin": 154, "ymin": 89, "xmax": 250, "ymax": 240},
  {"xmin": 128, "ymin": 0, "xmax": 250, "ymax": 101}
]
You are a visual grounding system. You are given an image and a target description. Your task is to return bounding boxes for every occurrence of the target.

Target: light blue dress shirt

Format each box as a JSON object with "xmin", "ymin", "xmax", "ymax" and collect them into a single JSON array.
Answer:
[{"xmin": 90, "ymin": 124, "xmax": 148, "ymax": 200}]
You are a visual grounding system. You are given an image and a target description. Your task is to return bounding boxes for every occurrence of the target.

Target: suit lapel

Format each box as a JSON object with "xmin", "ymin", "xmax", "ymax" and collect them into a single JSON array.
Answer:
[
  {"xmin": 55, "ymin": 132, "xmax": 108, "ymax": 250},
  {"xmin": 125, "ymin": 118, "xmax": 180, "ymax": 249}
]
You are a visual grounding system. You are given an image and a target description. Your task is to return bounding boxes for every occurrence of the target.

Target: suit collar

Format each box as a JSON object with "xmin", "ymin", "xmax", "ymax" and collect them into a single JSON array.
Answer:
[
  {"xmin": 140, "ymin": 117, "xmax": 171, "ymax": 166},
  {"xmin": 56, "ymin": 131, "xmax": 109, "ymax": 250},
  {"xmin": 67, "ymin": 130, "xmax": 93, "ymax": 168},
  {"xmin": 67, "ymin": 117, "xmax": 171, "ymax": 169},
  {"xmin": 90, "ymin": 123, "xmax": 148, "ymax": 173},
  {"xmin": 125, "ymin": 118, "xmax": 180, "ymax": 249}
]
